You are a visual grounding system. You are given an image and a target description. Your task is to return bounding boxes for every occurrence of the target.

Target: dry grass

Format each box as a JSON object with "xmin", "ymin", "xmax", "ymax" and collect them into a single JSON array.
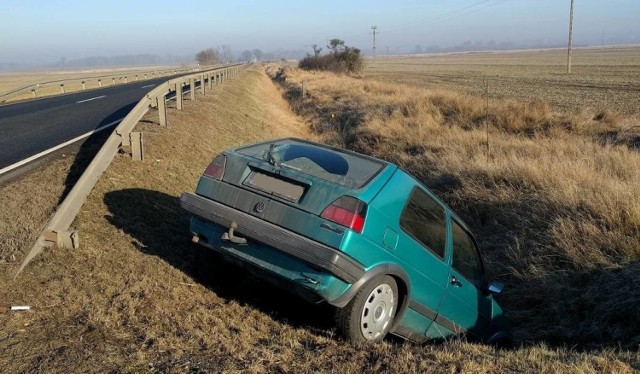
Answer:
[
  {"xmin": 0, "ymin": 66, "xmax": 639, "ymax": 372},
  {"xmin": 367, "ymin": 46, "xmax": 640, "ymax": 117},
  {"xmin": 269, "ymin": 63, "xmax": 640, "ymax": 350},
  {"xmin": 0, "ymin": 65, "xmax": 188, "ymax": 103}
]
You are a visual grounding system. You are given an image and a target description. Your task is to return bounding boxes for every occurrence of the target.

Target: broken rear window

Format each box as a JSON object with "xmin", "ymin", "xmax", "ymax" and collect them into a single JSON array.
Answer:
[{"xmin": 237, "ymin": 139, "xmax": 385, "ymax": 189}]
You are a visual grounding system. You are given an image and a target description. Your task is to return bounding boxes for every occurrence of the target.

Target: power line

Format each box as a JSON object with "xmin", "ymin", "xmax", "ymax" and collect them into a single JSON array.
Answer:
[
  {"xmin": 315, "ymin": 0, "xmax": 503, "ymax": 44},
  {"xmin": 380, "ymin": 0, "xmax": 499, "ymax": 35}
]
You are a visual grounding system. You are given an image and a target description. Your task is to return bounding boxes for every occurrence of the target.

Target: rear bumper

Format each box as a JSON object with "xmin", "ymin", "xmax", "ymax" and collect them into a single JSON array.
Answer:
[{"xmin": 179, "ymin": 192, "xmax": 365, "ymax": 284}]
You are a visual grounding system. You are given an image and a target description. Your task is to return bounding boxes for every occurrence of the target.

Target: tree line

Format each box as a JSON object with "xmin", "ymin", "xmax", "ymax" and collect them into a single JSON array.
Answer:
[{"xmin": 195, "ymin": 46, "xmax": 283, "ymax": 65}]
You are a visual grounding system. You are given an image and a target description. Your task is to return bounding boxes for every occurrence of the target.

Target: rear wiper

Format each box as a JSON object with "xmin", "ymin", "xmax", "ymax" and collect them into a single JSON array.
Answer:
[{"xmin": 265, "ymin": 143, "xmax": 279, "ymax": 167}]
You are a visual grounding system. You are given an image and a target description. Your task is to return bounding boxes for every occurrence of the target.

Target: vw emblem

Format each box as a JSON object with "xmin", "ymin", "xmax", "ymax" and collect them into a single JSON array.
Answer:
[{"xmin": 254, "ymin": 201, "xmax": 266, "ymax": 213}]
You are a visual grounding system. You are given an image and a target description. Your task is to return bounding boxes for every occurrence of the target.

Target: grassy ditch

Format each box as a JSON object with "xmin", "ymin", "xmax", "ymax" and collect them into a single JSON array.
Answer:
[
  {"xmin": 0, "ymin": 66, "xmax": 638, "ymax": 372},
  {"xmin": 268, "ymin": 64, "xmax": 640, "ymax": 347}
]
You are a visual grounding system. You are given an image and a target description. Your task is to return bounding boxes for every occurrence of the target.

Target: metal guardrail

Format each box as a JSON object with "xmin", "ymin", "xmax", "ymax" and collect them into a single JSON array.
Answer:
[
  {"xmin": 16, "ymin": 63, "xmax": 247, "ymax": 275},
  {"xmin": 0, "ymin": 67, "xmax": 201, "ymax": 104}
]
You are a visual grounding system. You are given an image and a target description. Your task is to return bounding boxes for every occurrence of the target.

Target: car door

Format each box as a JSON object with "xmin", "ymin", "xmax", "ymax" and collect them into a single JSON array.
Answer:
[
  {"xmin": 378, "ymin": 180, "xmax": 451, "ymax": 337},
  {"xmin": 434, "ymin": 216, "xmax": 494, "ymax": 339}
]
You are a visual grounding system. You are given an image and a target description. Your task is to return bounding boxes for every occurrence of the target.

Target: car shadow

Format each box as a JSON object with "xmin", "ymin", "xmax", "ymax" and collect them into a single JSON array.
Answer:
[
  {"xmin": 103, "ymin": 187, "xmax": 336, "ymax": 337},
  {"xmin": 103, "ymin": 188, "xmax": 640, "ymax": 351}
]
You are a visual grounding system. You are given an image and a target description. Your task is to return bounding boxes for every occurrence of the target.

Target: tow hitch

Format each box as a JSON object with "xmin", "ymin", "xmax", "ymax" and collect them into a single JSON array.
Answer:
[{"xmin": 222, "ymin": 221, "xmax": 247, "ymax": 245}]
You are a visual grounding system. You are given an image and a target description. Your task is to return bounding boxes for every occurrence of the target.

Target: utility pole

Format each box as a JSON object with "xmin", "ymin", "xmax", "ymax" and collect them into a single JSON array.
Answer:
[
  {"xmin": 371, "ymin": 26, "xmax": 378, "ymax": 63},
  {"xmin": 567, "ymin": 0, "xmax": 575, "ymax": 74}
]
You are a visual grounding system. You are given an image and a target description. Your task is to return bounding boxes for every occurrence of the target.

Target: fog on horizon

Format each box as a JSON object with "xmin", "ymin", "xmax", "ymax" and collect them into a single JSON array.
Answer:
[{"xmin": 1, "ymin": 0, "xmax": 639, "ymax": 68}]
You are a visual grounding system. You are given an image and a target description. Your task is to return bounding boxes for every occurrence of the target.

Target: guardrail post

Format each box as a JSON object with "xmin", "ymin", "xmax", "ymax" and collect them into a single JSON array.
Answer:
[
  {"xmin": 158, "ymin": 95, "xmax": 167, "ymax": 128},
  {"xmin": 98, "ymin": 79, "xmax": 102, "ymax": 87},
  {"xmin": 82, "ymin": 81, "xmax": 86, "ymax": 90},
  {"xmin": 176, "ymin": 82, "xmax": 183, "ymax": 110},
  {"xmin": 124, "ymin": 76, "xmax": 128, "ymax": 83},
  {"xmin": 60, "ymin": 84, "xmax": 65, "ymax": 93},
  {"xmin": 190, "ymin": 78, "xmax": 195, "ymax": 100},
  {"xmin": 200, "ymin": 75, "xmax": 206, "ymax": 94},
  {"xmin": 145, "ymin": 73, "xmax": 147, "ymax": 79},
  {"xmin": 119, "ymin": 131, "xmax": 144, "ymax": 161},
  {"xmin": 44, "ymin": 230, "xmax": 79, "ymax": 249},
  {"xmin": 31, "ymin": 89, "xmax": 37, "ymax": 98},
  {"xmin": 112, "ymin": 78, "xmax": 116, "ymax": 85},
  {"xmin": 208, "ymin": 73, "xmax": 213, "ymax": 89},
  {"xmin": 130, "ymin": 132, "xmax": 144, "ymax": 161}
]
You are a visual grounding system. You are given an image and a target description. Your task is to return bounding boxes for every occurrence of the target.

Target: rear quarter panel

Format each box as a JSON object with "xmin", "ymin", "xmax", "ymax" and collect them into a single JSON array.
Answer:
[{"xmin": 349, "ymin": 170, "xmax": 451, "ymax": 333}]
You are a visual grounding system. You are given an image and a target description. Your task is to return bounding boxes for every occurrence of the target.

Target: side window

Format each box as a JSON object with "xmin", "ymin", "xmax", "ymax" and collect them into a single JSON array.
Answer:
[
  {"xmin": 451, "ymin": 220, "xmax": 484, "ymax": 288},
  {"xmin": 400, "ymin": 187, "xmax": 447, "ymax": 258}
]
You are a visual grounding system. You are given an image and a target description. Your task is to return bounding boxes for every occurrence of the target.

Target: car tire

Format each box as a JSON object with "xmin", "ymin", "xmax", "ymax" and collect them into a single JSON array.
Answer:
[{"xmin": 336, "ymin": 275, "xmax": 398, "ymax": 343}]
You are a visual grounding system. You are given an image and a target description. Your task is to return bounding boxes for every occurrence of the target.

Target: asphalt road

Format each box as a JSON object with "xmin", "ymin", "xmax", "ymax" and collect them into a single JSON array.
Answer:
[{"xmin": 0, "ymin": 74, "xmax": 191, "ymax": 171}]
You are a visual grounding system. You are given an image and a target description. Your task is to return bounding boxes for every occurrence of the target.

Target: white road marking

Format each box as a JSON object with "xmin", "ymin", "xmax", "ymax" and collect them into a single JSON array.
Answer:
[
  {"xmin": 76, "ymin": 95, "xmax": 106, "ymax": 104},
  {"xmin": 0, "ymin": 118, "xmax": 123, "ymax": 176},
  {"xmin": 140, "ymin": 84, "xmax": 155, "ymax": 89}
]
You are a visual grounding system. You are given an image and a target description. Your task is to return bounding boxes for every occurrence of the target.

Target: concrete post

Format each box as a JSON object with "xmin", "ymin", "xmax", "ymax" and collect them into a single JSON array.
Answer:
[
  {"xmin": 190, "ymin": 78, "xmax": 196, "ymax": 100},
  {"xmin": 158, "ymin": 96, "xmax": 167, "ymax": 128},
  {"xmin": 135, "ymin": 75, "xmax": 138, "ymax": 81},
  {"xmin": 208, "ymin": 73, "xmax": 212, "ymax": 89},
  {"xmin": 112, "ymin": 78, "xmax": 116, "ymax": 85},
  {"xmin": 60, "ymin": 84, "xmax": 65, "ymax": 93},
  {"xmin": 98, "ymin": 79, "xmax": 102, "ymax": 87},
  {"xmin": 82, "ymin": 81, "xmax": 86, "ymax": 90},
  {"xmin": 200, "ymin": 75, "xmax": 206, "ymax": 94},
  {"xmin": 124, "ymin": 76, "xmax": 128, "ymax": 83},
  {"xmin": 176, "ymin": 82, "xmax": 183, "ymax": 110},
  {"xmin": 31, "ymin": 89, "xmax": 37, "ymax": 98},
  {"xmin": 144, "ymin": 73, "xmax": 147, "ymax": 79}
]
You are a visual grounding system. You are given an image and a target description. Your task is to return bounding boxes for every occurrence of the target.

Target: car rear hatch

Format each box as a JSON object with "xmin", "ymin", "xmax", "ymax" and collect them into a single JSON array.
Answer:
[{"xmin": 194, "ymin": 138, "xmax": 394, "ymax": 249}]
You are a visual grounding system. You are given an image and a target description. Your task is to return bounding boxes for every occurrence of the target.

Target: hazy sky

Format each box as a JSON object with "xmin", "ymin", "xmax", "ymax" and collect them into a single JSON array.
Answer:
[{"xmin": 2, "ymin": 0, "xmax": 639, "ymax": 63}]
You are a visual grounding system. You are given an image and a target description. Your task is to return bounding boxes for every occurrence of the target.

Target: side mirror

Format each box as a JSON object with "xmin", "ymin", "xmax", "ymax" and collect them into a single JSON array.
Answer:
[{"xmin": 487, "ymin": 282, "xmax": 504, "ymax": 295}]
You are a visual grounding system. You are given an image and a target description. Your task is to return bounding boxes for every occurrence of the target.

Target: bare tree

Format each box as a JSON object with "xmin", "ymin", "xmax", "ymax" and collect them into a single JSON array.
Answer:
[
  {"xmin": 252, "ymin": 49, "xmax": 264, "ymax": 61},
  {"xmin": 239, "ymin": 50, "xmax": 253, "ymax": 62},
  {"xmin": 327, "ymin": 39, "xmax": 345, "ymax": 54},
  {"xmin": 311, "ymin": 44, "xmax": 322, "ymax": 57},
  {"xmin": 195, "ymin": 48, "xmax": 220, "ymax": 65},
  {"xmin": 219, "ymin": 45, "xmax": 233, "ymax": 63}
]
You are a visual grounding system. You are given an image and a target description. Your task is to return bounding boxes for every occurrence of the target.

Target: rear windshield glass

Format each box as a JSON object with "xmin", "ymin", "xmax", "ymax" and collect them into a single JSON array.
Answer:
[{"xmin": 237, "ymin": 140, "xmax": 385, "ymax": 189}]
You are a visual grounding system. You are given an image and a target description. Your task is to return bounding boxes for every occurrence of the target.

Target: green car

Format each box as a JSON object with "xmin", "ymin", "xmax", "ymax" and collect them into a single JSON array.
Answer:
[{"xmin": 180, "ymin": 138, "xmax": 510, "ymax": 344}]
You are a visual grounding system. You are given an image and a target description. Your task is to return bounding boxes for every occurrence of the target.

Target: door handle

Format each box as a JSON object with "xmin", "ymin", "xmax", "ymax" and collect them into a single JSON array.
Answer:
[{"xmin": 450, "ymin": 276, "xmax": 462, "ymax": 287}]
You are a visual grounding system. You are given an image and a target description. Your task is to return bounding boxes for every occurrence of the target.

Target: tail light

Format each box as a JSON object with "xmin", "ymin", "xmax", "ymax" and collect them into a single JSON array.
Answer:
[
  {"xmin": 203, "ymin": 154, "xmax": 226, "ymax": 180},
  {"xmin": 321, "ymin": 196, "xmax": 367, "ymax": 234}
]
